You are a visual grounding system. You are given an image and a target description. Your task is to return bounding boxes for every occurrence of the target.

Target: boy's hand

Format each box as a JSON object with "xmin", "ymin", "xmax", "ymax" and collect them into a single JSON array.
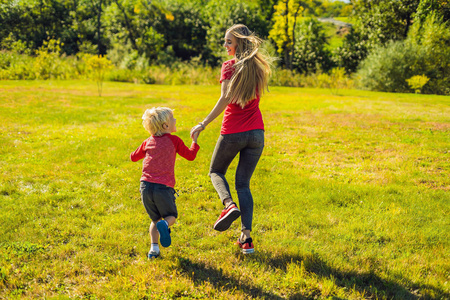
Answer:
[{"xmin": 192, "ymin": 131, "xmax": 200, "ymax": 143}]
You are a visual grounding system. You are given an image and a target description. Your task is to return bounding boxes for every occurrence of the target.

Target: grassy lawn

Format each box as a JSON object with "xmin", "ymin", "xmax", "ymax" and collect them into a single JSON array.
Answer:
[{"xmin": 0, "ymin": 80, "xmax": 449, "ymax": 299}]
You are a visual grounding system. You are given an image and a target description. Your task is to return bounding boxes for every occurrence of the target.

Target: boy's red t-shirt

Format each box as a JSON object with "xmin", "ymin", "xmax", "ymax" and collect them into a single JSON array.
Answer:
[
  {"xmin": 219, "ymin": 59, "xmax": 264, "ymax": 135},
  {"xmin": 130, "ymin": 134, "xmax": 199, "ymax": 188}
]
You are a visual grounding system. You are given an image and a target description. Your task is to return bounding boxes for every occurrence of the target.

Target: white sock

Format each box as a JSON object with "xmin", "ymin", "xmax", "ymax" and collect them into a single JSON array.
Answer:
[{"xmin": 150, "ymin": 243, "xmax": 160, "ymax": 253}]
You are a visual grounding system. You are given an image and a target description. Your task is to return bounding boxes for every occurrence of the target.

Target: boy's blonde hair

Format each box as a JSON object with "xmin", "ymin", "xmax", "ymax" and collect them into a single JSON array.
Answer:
[
  {"xmin": 225, "ymin": 24, "xmax": 273, "ymax": 108},
  {"xmin": 142, "ymin": 107, "xmax": 173, "ymax": 136}
]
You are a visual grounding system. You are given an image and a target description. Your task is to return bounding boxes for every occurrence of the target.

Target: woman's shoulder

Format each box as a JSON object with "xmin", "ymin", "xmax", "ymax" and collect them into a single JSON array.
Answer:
[{"xmin": 222, "ymin": 59, "xmax": 236, "ymax": 67}]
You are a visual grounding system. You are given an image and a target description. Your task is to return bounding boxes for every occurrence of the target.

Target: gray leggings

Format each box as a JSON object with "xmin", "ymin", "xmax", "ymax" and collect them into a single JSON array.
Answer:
[{"xmin": 209, "ymin": 129, "xmax": 264, "ymax": 231}]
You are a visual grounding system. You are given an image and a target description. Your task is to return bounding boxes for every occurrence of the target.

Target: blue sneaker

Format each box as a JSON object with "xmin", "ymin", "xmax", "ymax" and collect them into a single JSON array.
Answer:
[
  {"xmin": 156, "ymin": 220, "xmax": 171, "ymax": 247},
  {"xmin": 147, "ymin": 250, "xmax": 160, "ymax": 259}
]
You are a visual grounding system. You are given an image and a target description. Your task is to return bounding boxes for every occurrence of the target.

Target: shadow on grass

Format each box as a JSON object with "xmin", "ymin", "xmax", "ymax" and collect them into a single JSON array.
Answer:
[
  {"xmin": 176, "ymin": 250, "xmax": 448, "ymax": 299},
  {"xmin": 177, "ymin": 256, "xmax": 286, "ymax": 299},
  {"xmin": 246, "ymin": 250, "xmax": 448, "ymax": 300}
]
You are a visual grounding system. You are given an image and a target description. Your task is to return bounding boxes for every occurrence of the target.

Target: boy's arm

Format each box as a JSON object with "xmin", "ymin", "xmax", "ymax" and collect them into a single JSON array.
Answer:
[
  {"xmin": 130, "ymin": 140, "xmax": 147, "ymax": 162},
  {"xmin": 170, "ymin": 135, "xmax": 199, "ymax": 161}
]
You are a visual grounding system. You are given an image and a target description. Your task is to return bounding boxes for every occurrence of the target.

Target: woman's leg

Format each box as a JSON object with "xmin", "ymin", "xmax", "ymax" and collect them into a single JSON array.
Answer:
[
  {"xmin": 209, "ymin": 134, "xmax": 244, "ymax": 204},
  {"xmin": 235, "ymin": 130, "xmax": 264, "ymax": 236},
  {"xmin": 210, "ymin": 133, "xmax": 247, "ymax": 231}
]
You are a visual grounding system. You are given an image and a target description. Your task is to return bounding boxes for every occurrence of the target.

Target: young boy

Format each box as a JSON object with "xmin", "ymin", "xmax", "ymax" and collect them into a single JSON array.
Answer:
[{"xmin": 131, "ymin": 107, "xmax": 200, "ymax": 259}]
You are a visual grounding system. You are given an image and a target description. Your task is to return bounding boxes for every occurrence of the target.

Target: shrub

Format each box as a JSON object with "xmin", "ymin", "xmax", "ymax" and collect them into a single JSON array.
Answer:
[
  {"xmin": 269, "ymin": 67, "xmax": 354, "ymax": 90},
  {"xmin": 33, "ymin": 39, "xmax": 65, "ymax": 79},
  {"xmin": 292, "ymin": 18, "xmax": 332, "ymax": 74},
  {"xmin": 317, "ymin": 68, "xmax": 353, "ymax": 94},
  {"xmin": 406, "ymin": 75, "xmax": 430, "ymax": 94},
  {"xmin": 356, "ymin": 40, "xmax": 427, "ymax": 93},
  {"xmin": 332, "ymin": 27, "xmax": 368, "ymax": 74},
  {"xmin": 86, "ymin": 55, "xmax": 113, "ymax": 96},
  {"xmin": 357, "ymin": 13, "xmax": 449, "ymax": 95}
]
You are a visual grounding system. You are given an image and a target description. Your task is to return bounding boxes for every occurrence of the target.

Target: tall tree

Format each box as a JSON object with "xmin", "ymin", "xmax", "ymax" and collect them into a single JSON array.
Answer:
[
  {"xmin": 351, "ymin": 0, "xmax": 421, "ymax": 49},
  {"xmin": 268, "ymin": 0, "xmax": 317, "ymax": 70}
]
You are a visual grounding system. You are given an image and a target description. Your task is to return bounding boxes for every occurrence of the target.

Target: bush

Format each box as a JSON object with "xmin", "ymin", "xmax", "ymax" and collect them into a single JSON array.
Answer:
[
  {"xmin": 356, "ymin": 13, "xmax": 450, "ymax": 95},
  {"xmin": 292, "ymin": 18, "xmax": 332, "ymax": 74},
  {"xmin": 0, "ymin": 47, "xmax": 354, "ymax": 89},
  {"xmin": 406, "ymin": 75, "xmax": 430, "ymax": 94},
  {"xmin": 107, "ymin": 69, "xmax": 155, "ymax": 84},
  {"xmin": 356, "ymin": 40, "xmax": 427, "ymax": 93},
  {"xmin": 269, "ymin": 67, "xmax": 354, "ymax": 90},
  {"xmin": 332, "ymin": 27, "xmax": 368, "ymax": 74}
]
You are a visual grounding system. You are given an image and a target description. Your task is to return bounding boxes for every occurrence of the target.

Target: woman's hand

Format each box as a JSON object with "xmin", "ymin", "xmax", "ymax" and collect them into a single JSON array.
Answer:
[
  {"xmin": 191, "ymin": 131, "xmax": 200, "ymax": 143},
  {"xmin": 190, "ymin": 80, "xmax": 230, "ymax": 140},
  {"xmin": 190, "ymin": 124, "xmax": 204, "ymax": 139}
]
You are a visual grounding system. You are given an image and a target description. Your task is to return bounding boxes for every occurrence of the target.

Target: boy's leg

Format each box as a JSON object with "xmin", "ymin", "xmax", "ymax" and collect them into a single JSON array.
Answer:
[
  {"xmin": 149, "ymin": 220, "xmax": 160, "ymax": 244},
  {"xmin": 141, "ymin": 181, "xmax": 163, "ymax": 258},
  {"xmin": 155, "ymin": 215, "xmax": 176, "ymax": 248},
  {"xmin": 164, "ymin": 215, "xmax": 176, "ymax": 226},
  {"xmin": 153, "ymin": 184, "xmax": 178, "ymax": 247},
  {"xmin": 148, "ymin": 221, "xmax": 160, "ymax": 259}
]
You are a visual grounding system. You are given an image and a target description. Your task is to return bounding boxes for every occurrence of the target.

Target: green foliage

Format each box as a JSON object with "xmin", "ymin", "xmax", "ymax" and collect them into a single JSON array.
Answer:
[
  {"xmin": 33, "ymin": 38, "xmax": 65, "ymax": 80},
  {"xmin": 317, "ymin": 67, "xmax": 352, "ymax": 95},
  {"xmin": 320, "ymin": 0, "xmax": 352, "ymax": 18},
  {"xmin": 356, "ymin": 41, "xmax": 427, "ymax": 93},
  {"xmin": 407, "ymin": 75, "xmax": 430, "ymax": 94},
  {"xmin": 103, "ymin": 0, "xmax": 166, "ymax": 62},
  {"xmin": 86, "ymin": 55, "xmax": 113, "ymax": 96},
  {"xmin": 0, "ymin": 0, "xmax": 447, "ymax": 90},
  {"xmin": 106, "ymin": 68, "xmax": 151, "ymax": 84},
  {"xmin": 407, "ymin": 12, "xmax": 450, "ymax": 94},
  {"xmin": 159, "ymin": 0, "xmax": 209, "ymax": 62},
  {"xmin": 292, "ymin": 17, "xmax": 332, "ymax": 74},
  {"xmin": 268, "ymin": 0, "xmax": 312, "ymax": 69},
  {"xmin": 0, "ymin": 0, "xmax": 76, "ymax": 53},
  {"xmin": 415, "ymin": 0, "xmax": 450, "ymax": 23},
  {"xmin": 0, "ymin": 33, "xmax": 31, "ymax": 55},
  {"xmin": 332, "ymin": 27, "xmax": 368, "ymax": 73},
  {"xmin": 351, "ymin": 0, "xmax": 421, "ymax": 49},
  {"xmin": 357, "ymin": 12, "xmax": 450, "ymax": 95}
]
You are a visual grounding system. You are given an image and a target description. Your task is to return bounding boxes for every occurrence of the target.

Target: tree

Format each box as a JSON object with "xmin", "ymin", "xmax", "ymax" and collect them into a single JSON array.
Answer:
[
  {"xmin": 332, "ymin": 27, "xmax": 368, "ymax": 73},
  {"xmin": 414, "ymin": 0, "xmax": 450, "ymax": 23},
  {"xmin": 356, "ymin": 12, "xmax": 449, "ymax": 95},
  {"xmin": 292, "ymin": 17, "xmax": 331, "ymax": 74},
  {"xmin": 268, "ymin": 0, "xmax": 318, "ymax": 70},
  {"xmin": 103, "ymin": 0, "xmax": 167, "ymax": 64},
  {"xmin": 159, "ymin": 0, "xmax": 209, "ymax": 62},
  {"xmin": 351, "ymin": 0, "xmax": 421, "ymax": 49}
]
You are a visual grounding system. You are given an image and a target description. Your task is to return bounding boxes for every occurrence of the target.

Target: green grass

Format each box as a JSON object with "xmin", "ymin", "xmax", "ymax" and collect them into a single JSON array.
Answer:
[{"xmin": 1, "ymin": 80, "xmax": 449, "ymax": 299}]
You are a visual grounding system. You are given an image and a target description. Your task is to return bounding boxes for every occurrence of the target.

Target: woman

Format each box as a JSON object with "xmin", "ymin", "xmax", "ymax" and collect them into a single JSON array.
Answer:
[{"xmin": 190, "ymin": 24, "xmax": 272, "ymax": 254}]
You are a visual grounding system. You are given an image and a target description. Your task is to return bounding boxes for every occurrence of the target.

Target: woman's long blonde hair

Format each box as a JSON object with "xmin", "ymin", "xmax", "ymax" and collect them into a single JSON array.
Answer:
[{"xmin": 225, "ymin": 24, "xmax": 273, "ymax": 108}]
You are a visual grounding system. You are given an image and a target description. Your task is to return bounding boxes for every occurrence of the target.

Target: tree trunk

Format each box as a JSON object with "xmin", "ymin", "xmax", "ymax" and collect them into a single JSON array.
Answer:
[
  {"xmin": 284, "ymin": 0, "xmax": 291, "ymax": 70},
  {"xmin": 291, "ymin": 4, "xmax": 302, "ymax": 71},
  {"xmin": 97, "ymin": 0, "xmax": 102, "ymax": 55},
  {"xmin": 113, "ymin": 0, "xmax": 138, "ymax": 51}
]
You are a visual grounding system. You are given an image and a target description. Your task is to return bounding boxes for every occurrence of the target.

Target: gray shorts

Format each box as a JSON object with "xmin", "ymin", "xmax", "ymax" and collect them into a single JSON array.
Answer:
[{"xmin": 140, "ymin": 181, "xmax": 177, "ymax": 222}]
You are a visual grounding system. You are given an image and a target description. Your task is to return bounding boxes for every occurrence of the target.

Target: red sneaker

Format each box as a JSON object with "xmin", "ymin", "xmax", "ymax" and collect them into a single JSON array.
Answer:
[
  {"xmin": 237, "ymin": 237, "xmax": 254, "ymax": 254},
  {"xmin": 213, "ymin": 203, "xmax": 241, "ymax": 231}
]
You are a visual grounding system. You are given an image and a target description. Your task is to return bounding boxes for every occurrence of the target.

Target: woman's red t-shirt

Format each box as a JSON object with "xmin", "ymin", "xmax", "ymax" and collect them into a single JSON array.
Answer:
[{"xmin": 219, "ymin": 59, "xmax": 264, "ymax": 135}]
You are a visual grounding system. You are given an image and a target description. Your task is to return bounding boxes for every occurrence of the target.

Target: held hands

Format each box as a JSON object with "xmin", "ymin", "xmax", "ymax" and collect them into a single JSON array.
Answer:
[
  {"xmin": 191, "ymin": 131, "xmax": 200, "ymax": 143},
  {"xmin": 190, "ymin": 123, "xmax": 205, "ymax": 141}
]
